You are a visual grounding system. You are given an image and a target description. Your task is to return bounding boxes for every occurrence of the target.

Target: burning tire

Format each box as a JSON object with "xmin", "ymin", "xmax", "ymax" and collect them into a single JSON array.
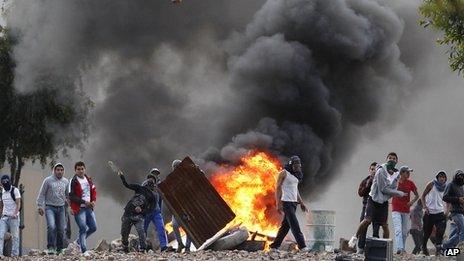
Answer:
[{"xmin": 210, "ymin": 227, "xmax": 249, "ymax": 251}]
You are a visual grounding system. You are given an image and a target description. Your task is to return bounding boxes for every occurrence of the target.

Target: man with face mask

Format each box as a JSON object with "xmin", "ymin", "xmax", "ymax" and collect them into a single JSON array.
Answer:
[
  {"xmin": 36, "ymin": 163, "xmax": 70, "ymax": 254},
  {"xmin": 0, "ymin": 175, "xmax": 20, "ymax": 257},
  {"xmin": 420, "ymin": 171, "xmax": 447, "ymax": 255},
  {"xmin": 269, "ymin": 156, "xmax": 310, "ymax": 251},
  {"xmin": 117, "ymin": 170, "xmax": 157, "ymax": 253},
  {"xmin": 440, "ymin": 170, "xmax": 464, "ymax": 251},
  {"xmin": 142, "ymin": 168, "xmax": 171, "ymax": 252},
  {"xmin": 349, "ymin": 152, "xmax": 406, "ymax": 252}
]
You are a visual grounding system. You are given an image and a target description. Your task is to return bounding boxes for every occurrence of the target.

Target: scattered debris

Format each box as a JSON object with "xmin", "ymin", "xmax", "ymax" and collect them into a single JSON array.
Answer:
[
  {"xmin": 110, "ymin": 234, "xmax": 139, "ymax": 251},
  {"xmin": 65, "ymin": 242, "xmax": 80, "ymax": 256},
  {"xmin": 209, "ymin": 227, "xmax": 248, "ymax": 250},
  {"xmin": 18, "ymin": 249, "xmax": 453, "ymax": 260},
  {"xmin": 95, "ymin": 238, "xmax": 111, "ymax": 252},
  {"xmin": 339, "ymin": 238, "xmax": 356, "ymax": 253}
]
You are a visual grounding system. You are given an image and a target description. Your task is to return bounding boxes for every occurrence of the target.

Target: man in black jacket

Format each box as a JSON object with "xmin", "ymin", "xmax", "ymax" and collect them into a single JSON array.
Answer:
[
  {"xmin": 442, "ymin": 170, "xmax": 464, "ymax": 250},
  {"xmin": 118, "ymin": 172, "xmax": 157, "ymax": 253},
  {"xmin": 356, "ymin": 162, "xmax": 381, "ymax": 254}
]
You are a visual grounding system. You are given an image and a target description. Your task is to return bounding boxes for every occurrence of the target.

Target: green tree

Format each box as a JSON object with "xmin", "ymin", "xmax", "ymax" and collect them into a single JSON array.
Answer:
[
  {"xmin": 0, "ymin": 27, "xmax": 92, "ymax": 186},
  {"xmin": 420, "ymin": 0, "xmax": 464, "ymax": 73}
]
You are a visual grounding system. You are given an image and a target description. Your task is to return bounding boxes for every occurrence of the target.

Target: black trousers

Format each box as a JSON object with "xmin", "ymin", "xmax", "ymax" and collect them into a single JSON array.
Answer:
[
  {"xmin": 410, "ymin": 229, "xmax": 423, "ymax": 254},
  {"xmin": 121, "ymin": 215, "xmax": 146, "ymax": 251},
  {"xmin": 422, "ymin": 213, "xmax": 446, "ymax": 250},
  {"xmin": 358, "ymin": 202, "xmax": 381, "ymax": 249},
  {"xmin": 270, "ymin": 201, "xmax": 306, "ymax": 249}
]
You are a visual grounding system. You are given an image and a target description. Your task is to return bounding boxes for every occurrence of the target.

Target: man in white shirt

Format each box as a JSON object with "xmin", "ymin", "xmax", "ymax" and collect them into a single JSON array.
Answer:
[{"xmin": 0, "ymin": 175, "xmax": 20, "ymax": 257}]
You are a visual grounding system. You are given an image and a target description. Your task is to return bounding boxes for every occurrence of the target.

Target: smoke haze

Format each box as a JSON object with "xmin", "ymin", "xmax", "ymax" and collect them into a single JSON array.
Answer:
[{"xmin": 5, "ymin": 0, "xmax": 463, "ymax": 248}]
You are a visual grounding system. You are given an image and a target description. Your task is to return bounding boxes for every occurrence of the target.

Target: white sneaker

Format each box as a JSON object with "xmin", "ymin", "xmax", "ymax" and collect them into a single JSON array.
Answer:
[
  {"xmin": 356, "ymin": 247, "xmax": 364, "ymax": 254},
  {"xmin": 348, "ymin": 236, "xmax": 358, "ymax": 248},
  {"xmin": 300, "ymin": 246, "xmax": 311, "ymax": 252}
]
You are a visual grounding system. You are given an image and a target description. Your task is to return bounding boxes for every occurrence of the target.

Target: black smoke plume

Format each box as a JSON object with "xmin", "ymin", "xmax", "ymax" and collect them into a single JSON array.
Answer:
[{"xmin": 7, "ymin": 0, "xmax": 425, "ymax": 200}]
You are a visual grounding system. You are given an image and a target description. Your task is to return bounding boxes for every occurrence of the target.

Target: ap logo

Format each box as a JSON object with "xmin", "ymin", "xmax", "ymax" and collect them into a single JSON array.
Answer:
[{"xmin": 444, "ymin": 248, "xmax": 461, "ymax": 256}]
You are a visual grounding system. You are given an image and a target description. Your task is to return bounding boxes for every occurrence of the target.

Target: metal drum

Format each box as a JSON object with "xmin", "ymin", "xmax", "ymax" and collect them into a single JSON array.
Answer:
[{"xmin": 306, "ymin": 210, "xmax": 335, "ymax": 251}]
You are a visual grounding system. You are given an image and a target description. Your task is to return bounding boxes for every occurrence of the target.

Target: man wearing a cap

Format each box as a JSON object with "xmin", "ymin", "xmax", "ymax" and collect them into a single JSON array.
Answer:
[
  {"xmin": 143, "ymin": 168, "xmax": 170, "ymax": 251},
  {"xmin": 391, "ymin": 166, "xmax": 418, "ymax": 254},
  {"xmin": 270, "ymin": 156, "xmax": 310, "ymax": 251}
]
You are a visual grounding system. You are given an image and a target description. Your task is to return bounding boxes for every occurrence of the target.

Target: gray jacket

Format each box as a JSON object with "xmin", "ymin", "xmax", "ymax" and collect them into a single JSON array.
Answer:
[
  {"xmin": 369, "ymin": 164, "xmax": 405, "ymax": 204},
  {"xmin": 37, "ymin": 175, "xmax": 70, "ymax": 208}
]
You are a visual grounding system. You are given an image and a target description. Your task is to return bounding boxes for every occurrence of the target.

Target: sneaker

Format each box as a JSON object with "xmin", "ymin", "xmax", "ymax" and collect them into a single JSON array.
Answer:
[
  {"xmin": 356, "ymin": 248, "xmax": 364, "ymax": 254},
  {"xmin": 300, "ymin": 246, "xmax": 311, "ymax": 252},
  {"xmin": 348, "ymin": 236, "xmax": 358, "ymax": 248},
  {"xmin": 46, "ymin": 248, "xmax": 56, "ymax": 255}
]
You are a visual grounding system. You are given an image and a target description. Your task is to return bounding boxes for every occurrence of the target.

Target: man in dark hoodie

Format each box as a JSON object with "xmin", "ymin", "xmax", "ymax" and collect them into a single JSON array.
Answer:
[
  {"xmin": 269, "ymin": 156, "xmax": 310, "ymax": 251},
  {"xmin": 118, "ymin": 170, "xmax": 157, "ymax": 253},
  {"xmin": 441, "ymin": 170, "xmax": 464, "ymax": 250},
  {"xmin": 420, "ymin": 171, "xmax": 447, "ymax": 255},
  {"xmin": 143, "ymin": 168, "xmax": 170, "ymax": 251},
  {"xmin": 356, "ymin": 162, "xmax": 380, "ymax": 253}
]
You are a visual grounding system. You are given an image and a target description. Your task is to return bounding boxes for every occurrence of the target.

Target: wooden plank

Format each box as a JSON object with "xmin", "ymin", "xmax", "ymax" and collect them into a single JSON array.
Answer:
[{"xmin": 158, "ymin": 157, "xmax": 236, "ymax": 247}]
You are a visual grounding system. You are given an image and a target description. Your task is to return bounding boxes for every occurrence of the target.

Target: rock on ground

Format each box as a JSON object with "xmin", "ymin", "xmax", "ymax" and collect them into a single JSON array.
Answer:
[{"xmin": 18, "ymin": 250, "xmax": 454, "ymax": 260}]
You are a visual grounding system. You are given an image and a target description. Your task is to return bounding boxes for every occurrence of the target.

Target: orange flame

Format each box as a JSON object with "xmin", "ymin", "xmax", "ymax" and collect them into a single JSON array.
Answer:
[{"xmin": 210, "ymin": 151, "xmax": 282, "ymax": 237}]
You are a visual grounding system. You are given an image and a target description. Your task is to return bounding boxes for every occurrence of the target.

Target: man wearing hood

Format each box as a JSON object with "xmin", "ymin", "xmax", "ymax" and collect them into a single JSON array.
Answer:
[
  {"xmin": 118, "ymin": 170, "xmax": 157, "ymax": 252},
  {"xmin": 269, "ymin": 156, "xmax": 310, "ymax": 251},
  {"xmin": 0, "ymin": 175, "xmax": 21, "ymax": 257},
  {"xmin": 349, "ymin": 152, "xmax": 406, "ymax": 252},
  {"xmin": 143, "ymin": 168, "xmax": 170, "ymax": 251},
  {"xmin": 420, "ymin": 171, "xmax": 447, "ymax": 255},
  {"xmin": 441, "ymin": 170, "xmax": 464, "ymax": 250},
  {"xmin": 36, "ymin": 163, "xmax": 70, "ymax": 254}
]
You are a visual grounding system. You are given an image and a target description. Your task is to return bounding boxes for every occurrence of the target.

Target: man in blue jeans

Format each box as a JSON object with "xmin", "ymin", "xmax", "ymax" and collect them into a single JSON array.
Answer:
[
  {"xmin": 441, "ymin": 170, "xmax": 464, "ymax": 251},
  {"xmin": 69, "ymin": 161, "xmax": 97, "ymax": 253},
  {"xmin": 143, "ymin": 168, "xmax": 170, "ymax": 251},
  {"xmin": 0, "ymin": 175, "xmax": 20, "ymax": 257},
  {"xmin": 36, "ymin": 163, "xmax": 70, "ymax": 254}
]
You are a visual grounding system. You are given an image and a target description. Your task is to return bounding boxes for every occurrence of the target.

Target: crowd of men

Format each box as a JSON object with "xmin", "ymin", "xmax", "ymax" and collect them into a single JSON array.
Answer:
[
  {"xmin": 0, "ymin": 155, "xmax": 310, "ymax": 257},
  {"xmin": 3, "ymin": 151, "xmax": 461, "ymax": 257},
  {"xmin": 32, "ymin": 160, "xmax": 192, "ymax": 256},
  {"xmin": 349, "ymin": 152, "xmax": 464, "ymax": 256}
]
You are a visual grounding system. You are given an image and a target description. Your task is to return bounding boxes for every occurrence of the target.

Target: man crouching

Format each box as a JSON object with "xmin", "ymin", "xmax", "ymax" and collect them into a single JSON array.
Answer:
[{"xmin": 118, "ymin": 171, "xmax": 157, "ymax": 253}]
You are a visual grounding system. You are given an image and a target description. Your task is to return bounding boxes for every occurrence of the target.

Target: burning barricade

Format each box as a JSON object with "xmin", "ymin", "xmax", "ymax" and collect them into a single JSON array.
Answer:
[{"xmin": 157, "ymin": 152, "xmax": 284, "ymax": 252}]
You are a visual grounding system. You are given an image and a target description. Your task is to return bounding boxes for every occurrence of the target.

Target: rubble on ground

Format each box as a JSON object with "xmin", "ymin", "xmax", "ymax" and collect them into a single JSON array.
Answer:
[{"xmin": 20, "ymin": 249, "xmax": 452, "ymax": 260}]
